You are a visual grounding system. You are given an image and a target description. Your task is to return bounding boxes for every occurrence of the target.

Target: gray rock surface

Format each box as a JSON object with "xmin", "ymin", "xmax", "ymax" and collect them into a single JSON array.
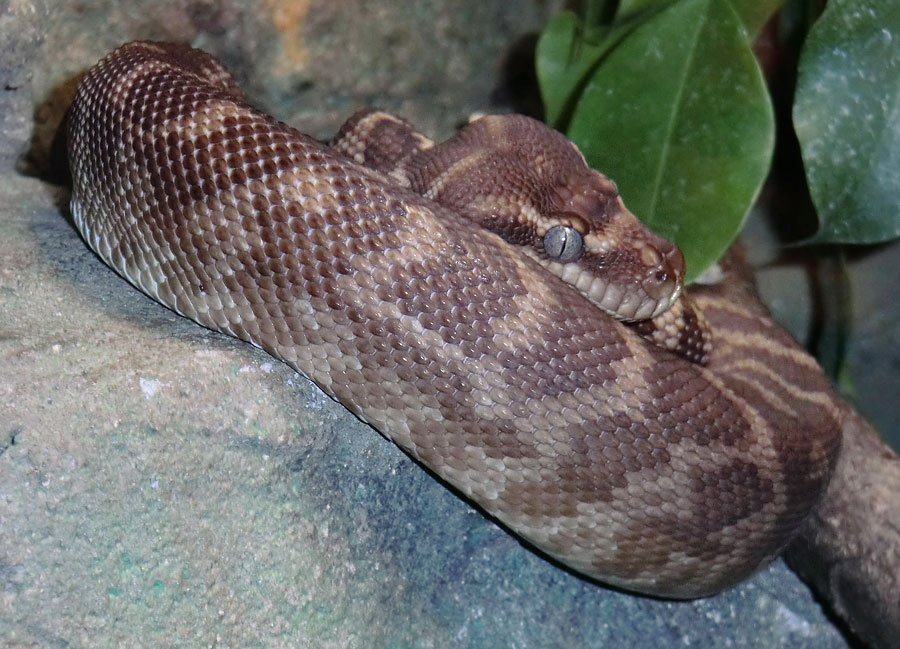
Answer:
[
  {"xmin": 0, "ymin": 173, "xmax": 850, "ymax": 648},
  {"xmin": 1, "ymin": 1, "xmax": 895, "ymax": 647}
]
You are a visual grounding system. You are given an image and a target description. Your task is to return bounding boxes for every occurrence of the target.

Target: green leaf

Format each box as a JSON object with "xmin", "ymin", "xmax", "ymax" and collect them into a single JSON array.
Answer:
[
  {"xmin": 730, "ymin": 0, "xmax": 785, "ymax": 39},
  {"xmin": 536, "ymin": 11, "xmax": 622, "ymax": 130},
  {"xmin": 620, "ymin": 0, "xmax": 784, "ymax": 38},
  {"xmin": 618, "ymin": 1, "xmax": 660, "ymax": 16},
  {"xmin": 536, "ymin": 6, "xmax": 669, "ymax": 130},
  {"xmin": 566, "ymin": 0, "xmax": 774, "ymax": 281},
  {"xmin": 620, "ymin": 1, "xmax": 784, "ymax": 47},
  {"xmin": 793, "ymin": 0, "xmax": 900, "ymax": 244},
  {"xmin": 536, "ymin": 0, "xmax": 779, "ymax": 132},
  {"xmin": 536, "ymin": 11, "xmax": 603, "ymax": 129}
]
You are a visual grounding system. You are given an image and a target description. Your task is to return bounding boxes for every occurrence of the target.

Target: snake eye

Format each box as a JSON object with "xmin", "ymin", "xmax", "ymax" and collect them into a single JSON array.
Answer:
[{"xmin": 543, "ymin": 225, "xmax": 584, "ymax": 263}]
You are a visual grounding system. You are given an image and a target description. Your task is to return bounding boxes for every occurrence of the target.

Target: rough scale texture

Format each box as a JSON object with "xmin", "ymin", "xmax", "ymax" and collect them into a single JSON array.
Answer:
[{"xmin": 67, "ymin": 42, "xmax": 842, "ymax": 598}]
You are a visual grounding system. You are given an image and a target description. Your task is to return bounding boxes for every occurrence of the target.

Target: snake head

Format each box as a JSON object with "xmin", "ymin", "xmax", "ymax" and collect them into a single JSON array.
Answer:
[
  {"xmin": 465, "ymin": 114, "xmax": 685, "ymax": 322},
  {"xmin": 538, "ymin": 169, "xmax": 685, "ymax": 322},
  {"xmin": 398, "ymin": 113, "xmax": 685, "ymax": 321}
]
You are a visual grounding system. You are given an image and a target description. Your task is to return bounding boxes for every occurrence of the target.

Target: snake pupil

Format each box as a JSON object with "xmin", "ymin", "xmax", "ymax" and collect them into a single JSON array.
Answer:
[{"xmin": 544, "ymin": 225, "xmax": 584, "ymax": 263}]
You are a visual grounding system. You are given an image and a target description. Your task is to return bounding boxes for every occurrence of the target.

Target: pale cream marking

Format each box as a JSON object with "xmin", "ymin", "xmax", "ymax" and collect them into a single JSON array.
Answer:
[
  {"xmin": 693, "ymin": 294, "xmax": 778, "ymax": 326},
  {"xmin": 711, "ymin": 329, "xmax": 823, "ymax": 370},
  {"xmin": 423, "ymin": 148, "xmax": 494, "ymax": 199},
  {"xmin": 717, "ymin": 357, "xmax": 839, "ymax": 412}
]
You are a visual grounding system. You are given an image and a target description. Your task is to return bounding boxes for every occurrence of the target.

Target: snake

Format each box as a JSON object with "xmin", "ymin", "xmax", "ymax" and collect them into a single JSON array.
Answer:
[{"xmin": 66, "ymin": 41, "xmax": 842, "ymax": 598}]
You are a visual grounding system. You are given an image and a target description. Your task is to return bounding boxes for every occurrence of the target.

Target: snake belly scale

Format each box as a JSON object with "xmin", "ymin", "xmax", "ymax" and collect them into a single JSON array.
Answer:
[{"xmin": 66, "ymin": 41, "xmax": 841, "ymax": 598}]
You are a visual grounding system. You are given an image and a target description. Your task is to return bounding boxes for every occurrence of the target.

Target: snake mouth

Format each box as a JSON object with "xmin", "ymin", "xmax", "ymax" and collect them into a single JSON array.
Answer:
[
  {"xmin": 560, "ymin": 262, "xmax": 682, "ymax": 321},
  {"xmin": 546, "ymin": 234, "xmax": 684, "ymax": 322},
  {"xmin": 532, "ymin": 244, "xmax": 684, "ymax": 322},
  {"xmin": 539, "ymin": 187, "xmax": 686, "ymax": 322}
]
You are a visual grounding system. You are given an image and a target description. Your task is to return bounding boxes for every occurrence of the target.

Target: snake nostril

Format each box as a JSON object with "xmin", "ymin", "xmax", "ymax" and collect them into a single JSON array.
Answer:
[
  {"xmin": 644, "ymin": 269, "xmax": 674, "ymax": 300},
  {"xmin": 642, "ymin": 257, "xmax": 682, "ymax": 302}
]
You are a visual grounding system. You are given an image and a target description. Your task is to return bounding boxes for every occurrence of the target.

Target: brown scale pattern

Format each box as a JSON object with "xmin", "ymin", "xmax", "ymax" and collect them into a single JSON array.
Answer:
[{"xmin": 67, "ymin": 42, "xmax": 842, "ymax": 598}]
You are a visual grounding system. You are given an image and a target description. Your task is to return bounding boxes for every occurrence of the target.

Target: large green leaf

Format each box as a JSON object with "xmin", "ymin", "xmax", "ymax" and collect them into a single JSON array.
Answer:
[
  {"xmin": 565, "ymin": 0, "xmax": 774, "ymax": 281},
  {"xmin": 536, "ymin": 10, "xmax": 611, "ymax": 129},
  {"xmin": 793, "ymin": 0, "xmax": 900, "ymax": 244},
  {"xmin": 536, "ymin": 10, "xmax": 649, "ymax": 130},
  {"xmin": 536, "ymin": 0, "xmax": 779, "ymax": 129},
  {"xmin": 618, "ymin": 0, "xmax": 663, "ymax": 19},
  {"xmin": 620, "ymin": 0, "xmax": 783, "ymax": 37},
  {"xmin": 730, "ymin": 0, "xmax": 784, "ymax": 38}
]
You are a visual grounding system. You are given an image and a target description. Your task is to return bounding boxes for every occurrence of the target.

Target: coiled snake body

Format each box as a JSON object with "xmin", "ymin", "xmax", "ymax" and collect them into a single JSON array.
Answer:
[{"xmin": 67, "ymin": 42, "xmax": 841, "ymax": 598}]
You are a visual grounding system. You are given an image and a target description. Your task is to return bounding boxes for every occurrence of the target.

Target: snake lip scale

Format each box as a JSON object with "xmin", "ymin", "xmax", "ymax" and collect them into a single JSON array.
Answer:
[{"xmin": 67, "ymin": 41, "xmax": 842, "ymax": 599}]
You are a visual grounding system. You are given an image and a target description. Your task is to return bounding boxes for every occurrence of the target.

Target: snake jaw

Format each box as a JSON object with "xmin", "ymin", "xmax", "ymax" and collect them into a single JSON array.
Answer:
[{"xmin": 547, "ymin": 252, "xmax": 681, "ymax": 322}]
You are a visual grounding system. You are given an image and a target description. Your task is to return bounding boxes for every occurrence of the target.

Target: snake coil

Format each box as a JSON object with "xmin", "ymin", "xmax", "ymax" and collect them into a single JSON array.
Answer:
[{"xmin": 67, "ymin": 42, "xmax": 841, "ymax": 598}]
